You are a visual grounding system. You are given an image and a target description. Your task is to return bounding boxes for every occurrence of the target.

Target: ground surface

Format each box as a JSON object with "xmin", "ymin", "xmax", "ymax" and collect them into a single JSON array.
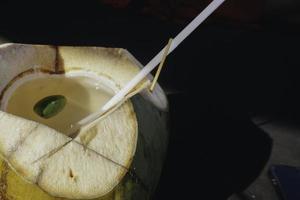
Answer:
[{"xmin": 229, "ymin": 116, "xmax": 300, "ymax": 200}]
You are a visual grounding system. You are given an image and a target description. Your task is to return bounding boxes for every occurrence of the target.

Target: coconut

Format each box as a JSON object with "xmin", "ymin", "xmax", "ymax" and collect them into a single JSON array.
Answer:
[{"xmin": 0, "ymin": 43, "xmax": 169, "ymax": 200}]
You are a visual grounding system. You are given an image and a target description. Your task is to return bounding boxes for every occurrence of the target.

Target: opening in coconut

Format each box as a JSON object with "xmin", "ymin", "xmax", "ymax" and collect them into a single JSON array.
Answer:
[{"xmin": 0, "ymin": 44, "xmax": 141, "ymax": 199}]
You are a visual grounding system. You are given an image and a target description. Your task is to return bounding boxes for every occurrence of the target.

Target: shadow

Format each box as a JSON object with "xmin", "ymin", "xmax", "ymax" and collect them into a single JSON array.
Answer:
[{"xmin": 153, "ymin": 93, "xmax": 273, "ymax": 199}]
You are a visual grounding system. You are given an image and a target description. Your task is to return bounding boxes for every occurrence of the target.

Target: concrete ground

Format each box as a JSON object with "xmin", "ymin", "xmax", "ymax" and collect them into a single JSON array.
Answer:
[{"xmin": 229, "ymin": 116, "xmax": 300, "ymax": 200}]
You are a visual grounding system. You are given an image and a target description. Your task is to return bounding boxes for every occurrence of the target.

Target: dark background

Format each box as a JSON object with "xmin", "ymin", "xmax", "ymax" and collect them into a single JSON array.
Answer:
[{"xmin": 1, "ymin": 0, "xmax": 300, "ymax": 199}]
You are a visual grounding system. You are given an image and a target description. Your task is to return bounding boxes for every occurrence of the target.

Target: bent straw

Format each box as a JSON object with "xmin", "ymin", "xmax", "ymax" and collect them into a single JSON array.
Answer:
[
  {"xmin": 150, "ymin": 38, "xmax": 173, "ymax": 92},
  {"xmin": 77, "ymin": 0, "xmax": 226, "ymax": 128}
]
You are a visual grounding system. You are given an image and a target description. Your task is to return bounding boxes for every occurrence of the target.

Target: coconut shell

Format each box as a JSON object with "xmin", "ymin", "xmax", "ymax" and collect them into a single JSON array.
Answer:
[{"xmin": 0, "ymin": 43, "xmax": 168, "ymax": 200}]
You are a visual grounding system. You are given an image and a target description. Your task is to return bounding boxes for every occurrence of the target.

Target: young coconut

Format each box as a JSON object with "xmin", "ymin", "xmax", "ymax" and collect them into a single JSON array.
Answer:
[{"xmin": 0, "ymin": 43, "xmax": 168, "ymax": 200}]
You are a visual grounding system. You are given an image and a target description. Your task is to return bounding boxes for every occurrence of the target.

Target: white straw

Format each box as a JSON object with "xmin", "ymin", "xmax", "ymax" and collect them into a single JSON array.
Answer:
[{"xmin": 77, "ymin": 0, "xmax": 226, "ymax": 127}]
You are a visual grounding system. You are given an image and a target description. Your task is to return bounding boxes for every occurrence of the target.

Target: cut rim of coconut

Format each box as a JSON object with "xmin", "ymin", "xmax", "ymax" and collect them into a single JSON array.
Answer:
[
  {"xmin": 0, "ymin": 70, "xmax": 138, "ymax": 199},
  {"xmin": 0, "ymin": 43, "xmax": 168, "ymax": 112}
]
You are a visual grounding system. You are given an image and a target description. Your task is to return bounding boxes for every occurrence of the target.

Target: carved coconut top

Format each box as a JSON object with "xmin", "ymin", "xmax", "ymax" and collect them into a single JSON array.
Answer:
[{"xmin": 0, "ymin": 43, "xmax": 167, "ymax": 199}]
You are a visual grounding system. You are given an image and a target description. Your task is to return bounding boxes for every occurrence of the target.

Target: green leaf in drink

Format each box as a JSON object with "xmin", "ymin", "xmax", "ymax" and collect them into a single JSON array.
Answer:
[{"xmin": 34, "ymin": 95, "xmax": 67, "ymax": 119}]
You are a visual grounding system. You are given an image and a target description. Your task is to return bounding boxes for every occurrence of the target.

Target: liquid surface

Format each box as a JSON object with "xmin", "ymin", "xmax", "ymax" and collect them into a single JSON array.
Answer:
[{"xmin": 6, "ymin": 75, "xmax": 114, "ymax": 135}]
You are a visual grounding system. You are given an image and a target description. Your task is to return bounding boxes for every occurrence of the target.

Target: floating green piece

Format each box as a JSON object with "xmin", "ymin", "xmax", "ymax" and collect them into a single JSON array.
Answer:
[{"xmin": 34, "ymin": 95, "xmax": 66, "ymax": 119}]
